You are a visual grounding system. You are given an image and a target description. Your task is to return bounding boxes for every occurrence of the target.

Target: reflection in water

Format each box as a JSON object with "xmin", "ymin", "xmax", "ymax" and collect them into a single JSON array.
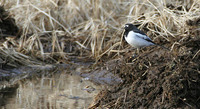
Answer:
[
  {"xmin": 0, "ymin": 85, "xmax": 18, "ymax": 108},
  {"xmin": 2, "ymin": 72, "xmax": 102, "ymax": 109}
]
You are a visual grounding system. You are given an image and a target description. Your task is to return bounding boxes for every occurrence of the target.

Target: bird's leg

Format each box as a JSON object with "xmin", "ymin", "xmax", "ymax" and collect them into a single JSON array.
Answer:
[{"xmin": 132, "ymin": 48, "xmax": 139, "ymax": 58}]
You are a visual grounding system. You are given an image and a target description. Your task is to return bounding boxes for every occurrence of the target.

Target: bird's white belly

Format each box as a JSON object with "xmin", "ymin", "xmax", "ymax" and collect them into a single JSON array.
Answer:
[{"xmin": 125, "ymin": 32, "xmax": 154, "ymax": 48}]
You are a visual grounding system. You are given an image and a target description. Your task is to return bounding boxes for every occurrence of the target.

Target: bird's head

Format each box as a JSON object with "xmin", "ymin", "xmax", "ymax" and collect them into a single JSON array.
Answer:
[{"xmin": 124, "ymin": 23, "xmax": 137, "ymax": 31}]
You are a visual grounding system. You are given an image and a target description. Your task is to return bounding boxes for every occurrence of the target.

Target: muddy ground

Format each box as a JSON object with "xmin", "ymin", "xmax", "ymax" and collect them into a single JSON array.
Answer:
[
  {"xmin": 0, "ymin": 6, "xmax": 200, "ymax": 109},
  {"xmin": 89, "ymin": 37, "xmax": 200, "ymax": 108}
]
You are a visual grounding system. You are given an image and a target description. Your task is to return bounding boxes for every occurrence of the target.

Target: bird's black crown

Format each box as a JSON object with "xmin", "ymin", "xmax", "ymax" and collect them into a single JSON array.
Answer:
[
  {"xmin": 124, "ymin": 23, "xmax": 146, "ymax": 36},
  {"xmin": 124, "ymin": 23, "xmax": 137, "ymax": 31}
]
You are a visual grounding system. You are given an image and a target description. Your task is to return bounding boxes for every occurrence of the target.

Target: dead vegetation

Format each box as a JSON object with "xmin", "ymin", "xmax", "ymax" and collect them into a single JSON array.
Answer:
[{"xmin": 0, "ymin": 0, "xmax": 200, "ymax": 108}]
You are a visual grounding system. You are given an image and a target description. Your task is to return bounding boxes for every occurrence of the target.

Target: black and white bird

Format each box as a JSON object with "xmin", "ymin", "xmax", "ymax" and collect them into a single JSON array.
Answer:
[{"xmin": 123, "ymin": 23, "xmax": 169, "ymax": 51}]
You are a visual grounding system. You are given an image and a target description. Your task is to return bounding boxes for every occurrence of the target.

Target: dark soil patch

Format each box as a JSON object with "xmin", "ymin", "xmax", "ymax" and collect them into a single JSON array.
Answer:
[
  {"xmin": 89, "ymin": 37, "xmax": 200, "ymax": 108},
  {"xmin": 0, "ymin": 5, "xmax": 19, "ymax": 39},
  {"xmin": 0, "ymin": 6, "xmax": 20, "ymax": 69}
]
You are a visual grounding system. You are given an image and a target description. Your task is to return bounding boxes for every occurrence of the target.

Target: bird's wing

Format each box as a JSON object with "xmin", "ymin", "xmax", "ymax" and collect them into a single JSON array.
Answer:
[
  {"xmin": 135, "ymin": 32, "xmax": 155, "ymax": 44},
  {"xmin": 133, "ymin": 28, "xmax": 146, "ymax": 35}
]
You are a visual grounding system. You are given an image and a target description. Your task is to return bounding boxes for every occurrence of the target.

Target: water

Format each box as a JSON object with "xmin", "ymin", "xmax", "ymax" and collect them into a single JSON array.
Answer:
[
  {"xmin": 1, "ymin": 72, "xmax": 102, "ymax": 109},
  {"xmin": 0, "ymin": 60, "xmax": 123, "ymax": 109}
]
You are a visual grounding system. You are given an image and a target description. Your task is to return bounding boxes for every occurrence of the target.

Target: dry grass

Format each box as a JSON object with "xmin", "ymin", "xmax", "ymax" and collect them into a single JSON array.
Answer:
[{"xmin": 1, "ymin": 0, "xmax": 200, "ymax": 61}]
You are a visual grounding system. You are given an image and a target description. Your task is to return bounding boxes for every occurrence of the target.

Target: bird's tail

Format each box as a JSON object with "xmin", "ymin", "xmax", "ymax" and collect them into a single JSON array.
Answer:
[{"xmin": 155, "ymin": 44, "xmax": 170, "ymax": 51}]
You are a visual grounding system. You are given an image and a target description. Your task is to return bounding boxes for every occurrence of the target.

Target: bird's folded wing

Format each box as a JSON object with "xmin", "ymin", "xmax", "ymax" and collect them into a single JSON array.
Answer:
[
  {"xmin": 133, "ymin": 28, "xmax": 146, "ymax": 35},
  {"xmin": 135, "ymin": 33, "xmax": 155, "ymax": 44}
]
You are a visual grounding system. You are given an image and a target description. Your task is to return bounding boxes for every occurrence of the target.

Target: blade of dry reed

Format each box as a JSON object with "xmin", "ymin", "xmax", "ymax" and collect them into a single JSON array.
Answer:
[{"xmin": 30, "ymin": 4, "xmax": 71, "ymax": 35}]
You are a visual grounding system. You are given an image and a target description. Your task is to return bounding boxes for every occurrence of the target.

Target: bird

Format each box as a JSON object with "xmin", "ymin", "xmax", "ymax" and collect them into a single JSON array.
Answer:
[{"xmin": 123, "ymin": 23, "xmax": 169, "ymax": 52}]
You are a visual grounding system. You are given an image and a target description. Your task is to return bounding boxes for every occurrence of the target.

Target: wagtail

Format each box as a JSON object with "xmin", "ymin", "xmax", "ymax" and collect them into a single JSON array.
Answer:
[{"xmin": 123, "ymin": 23, "xmax": 169, "ymax": 51}]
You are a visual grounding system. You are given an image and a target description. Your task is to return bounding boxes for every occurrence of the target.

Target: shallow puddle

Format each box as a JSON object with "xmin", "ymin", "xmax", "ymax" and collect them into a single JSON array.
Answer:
[{"xmin": 1, "ymin": 72, "xmax": 102, "ymax": 109}]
